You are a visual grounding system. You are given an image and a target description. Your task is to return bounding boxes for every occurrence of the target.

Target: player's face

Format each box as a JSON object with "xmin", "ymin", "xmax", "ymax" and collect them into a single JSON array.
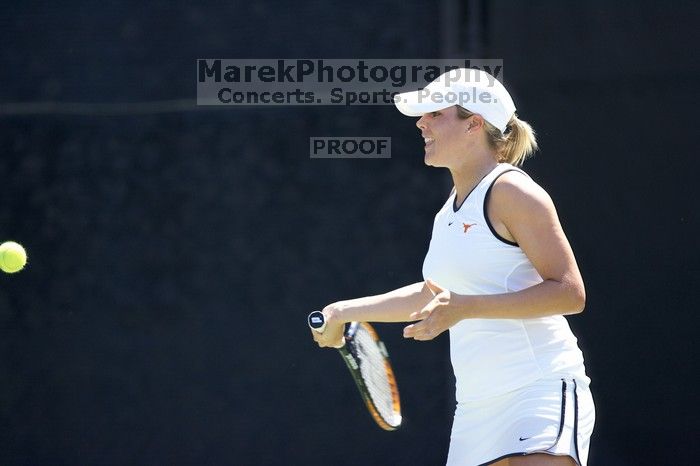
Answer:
[{"xmin": 416, "ymin": 106, "xmax": 471, "ymax": 168}]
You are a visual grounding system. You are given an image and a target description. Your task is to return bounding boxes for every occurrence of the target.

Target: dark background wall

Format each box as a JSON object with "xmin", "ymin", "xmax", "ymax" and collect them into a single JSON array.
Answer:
[{"xmin": 1, "ymin": 1, "xmax": 697, "ymax": 465}]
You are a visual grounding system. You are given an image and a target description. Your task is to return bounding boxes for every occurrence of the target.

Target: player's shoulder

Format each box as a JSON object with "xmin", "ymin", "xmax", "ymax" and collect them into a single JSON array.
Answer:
[{"xmin": 490, "ymin": 167, "xmax": 555, "ymax": 215}]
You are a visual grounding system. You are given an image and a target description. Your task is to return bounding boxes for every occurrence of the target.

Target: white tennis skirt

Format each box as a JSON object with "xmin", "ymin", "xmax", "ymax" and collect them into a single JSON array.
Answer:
[{"xmin": 446, "ymin": 377, "xmax": 595, "ymax": 466}]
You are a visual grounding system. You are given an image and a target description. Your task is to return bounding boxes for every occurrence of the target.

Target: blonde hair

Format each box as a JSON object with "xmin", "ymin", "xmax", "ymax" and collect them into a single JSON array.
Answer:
[{"xmin": 456, "ymin": 106, "xmax": 538, "ymax": 166}]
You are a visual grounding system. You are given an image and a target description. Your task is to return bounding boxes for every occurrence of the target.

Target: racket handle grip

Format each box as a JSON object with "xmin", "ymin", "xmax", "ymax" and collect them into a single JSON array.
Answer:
[{"xmin": 308, "ymin": 311, "xmax": 327, "ymax": 333}]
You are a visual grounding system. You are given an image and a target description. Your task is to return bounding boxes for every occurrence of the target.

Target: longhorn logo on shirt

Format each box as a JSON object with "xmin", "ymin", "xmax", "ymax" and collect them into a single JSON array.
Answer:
[{"xmin": 463, "ymin": 223, "xmax": 476, "ymax": 233}]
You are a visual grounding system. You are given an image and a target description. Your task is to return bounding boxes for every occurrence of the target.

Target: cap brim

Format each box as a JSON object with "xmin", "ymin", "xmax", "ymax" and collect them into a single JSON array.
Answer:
[{"xmin": 394, "ymin": 89, "xmax": 451, "ymax": 117}]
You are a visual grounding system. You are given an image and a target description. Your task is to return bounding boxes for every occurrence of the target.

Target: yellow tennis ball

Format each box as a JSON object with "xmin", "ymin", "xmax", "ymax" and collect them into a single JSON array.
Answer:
[{"xmin": 0, "ymin": 241, "xmax": 27, "ymax": 273}]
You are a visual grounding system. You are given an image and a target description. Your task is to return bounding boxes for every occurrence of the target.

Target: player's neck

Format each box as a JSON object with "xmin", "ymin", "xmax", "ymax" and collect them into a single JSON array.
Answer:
[{"xmin": 451, "ymin": 157, "xmax": 498, "ymax": 207}]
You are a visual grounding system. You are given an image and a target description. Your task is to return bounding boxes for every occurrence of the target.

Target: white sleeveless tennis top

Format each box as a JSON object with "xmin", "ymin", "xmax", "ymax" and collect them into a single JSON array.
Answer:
[{"xmin": 422, "ymin": 163, "xmax": 589, "ymax": 402}]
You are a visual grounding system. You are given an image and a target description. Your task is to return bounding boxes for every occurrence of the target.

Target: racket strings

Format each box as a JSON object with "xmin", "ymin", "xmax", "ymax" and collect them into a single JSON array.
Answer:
[{"xmin": 353, "ymin": 327, "xmax": 399, "ymax": 425}]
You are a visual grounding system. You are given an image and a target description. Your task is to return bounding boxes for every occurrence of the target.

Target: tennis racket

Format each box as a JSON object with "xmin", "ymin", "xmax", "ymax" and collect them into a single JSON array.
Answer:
[{"xmin": 308, "ymin": 310, "xmax": 402, "ymax": 431}]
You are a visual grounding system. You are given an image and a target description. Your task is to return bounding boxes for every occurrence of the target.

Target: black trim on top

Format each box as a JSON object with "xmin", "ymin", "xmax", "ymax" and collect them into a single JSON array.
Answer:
[
  {"xmin": 483, "ymin": 168, "xmax": 525, "ymax": 246},
  {"xmin": 452, "ymin": 166, "xmax": 499, "ymax": 213}
]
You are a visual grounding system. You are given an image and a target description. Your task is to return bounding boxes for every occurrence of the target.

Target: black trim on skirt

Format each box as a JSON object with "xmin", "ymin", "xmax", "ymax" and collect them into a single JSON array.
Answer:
[{"xmin": 476, "ymin": 379, "xmax": 569, "ymax": 466}]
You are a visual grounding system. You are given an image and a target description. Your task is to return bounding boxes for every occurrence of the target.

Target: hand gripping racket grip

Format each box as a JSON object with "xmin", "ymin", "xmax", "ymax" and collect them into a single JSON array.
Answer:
[{"xmin": 308, "ymin": 311, "xmax": 345, "ymax": 348}]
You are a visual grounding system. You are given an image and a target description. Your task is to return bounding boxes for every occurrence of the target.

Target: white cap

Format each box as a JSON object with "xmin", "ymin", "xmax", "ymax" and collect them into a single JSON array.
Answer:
[{"xmin": 394, "ymin": 68, "xmax": 516, "ymax": 133}]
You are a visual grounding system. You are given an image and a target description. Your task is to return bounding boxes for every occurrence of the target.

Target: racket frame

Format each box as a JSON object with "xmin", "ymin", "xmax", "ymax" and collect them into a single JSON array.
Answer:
[{"xmin": 341, "ymin": 322, "xmax": 402, "ymax": 431}]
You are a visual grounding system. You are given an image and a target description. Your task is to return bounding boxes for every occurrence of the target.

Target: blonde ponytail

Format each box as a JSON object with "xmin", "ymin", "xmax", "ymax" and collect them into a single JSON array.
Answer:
[
  {"xmin": 457, "ymin": 107, "xmax": 538, "ymax": 166},
  {"xmin": 497, "ymin": 115, "xmax": 538, "ymax": 166}
]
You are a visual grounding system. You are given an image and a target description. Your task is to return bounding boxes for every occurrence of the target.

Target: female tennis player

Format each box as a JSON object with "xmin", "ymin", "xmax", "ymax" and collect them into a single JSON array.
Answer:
[{"xmin": 311, "ymin": 68, "xmax": 594, "ymax": 466}]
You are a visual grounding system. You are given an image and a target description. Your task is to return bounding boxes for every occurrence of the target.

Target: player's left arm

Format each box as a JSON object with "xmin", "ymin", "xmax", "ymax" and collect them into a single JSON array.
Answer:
[
  {"xmin": 485, "ymin": 171, "xmax": 586, "ymax": 315},
  {"xmin": 404, "ymin": 172, "xmax": 586, "ymax": 340}
]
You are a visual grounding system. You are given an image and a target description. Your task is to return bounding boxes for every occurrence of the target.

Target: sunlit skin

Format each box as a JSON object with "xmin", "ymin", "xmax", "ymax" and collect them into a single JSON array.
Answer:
[
  {"xmin": 493, "ymin": 454, "xmax": 577, "ymax": 466},
  {"xmin": 418, "ymin": 106, "xmax": 483, "ymax": 167},
  {"xmin": 417, "ymin": 106, "xmax": 499, "ymax": 209}
]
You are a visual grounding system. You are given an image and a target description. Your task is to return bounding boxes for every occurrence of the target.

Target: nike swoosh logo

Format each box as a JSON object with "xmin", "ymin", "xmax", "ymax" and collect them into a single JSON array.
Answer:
[
  {"xmin": 519, "ymin": 437, "xmax": 531, "ymax": 441},
  {"xmin": 448, "ymin": 222, "xmax": 453, "ymax": 226}
]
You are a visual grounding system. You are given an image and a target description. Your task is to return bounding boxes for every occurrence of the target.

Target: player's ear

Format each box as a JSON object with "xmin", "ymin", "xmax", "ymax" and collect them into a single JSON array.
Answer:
[{"xmin": 465, "ymin": 114, "xmax": 484, "ymax": 133}]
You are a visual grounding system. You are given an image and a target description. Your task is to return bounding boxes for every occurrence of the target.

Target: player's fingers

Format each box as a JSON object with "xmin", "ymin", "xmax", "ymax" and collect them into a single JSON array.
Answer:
[
  {"xmin": 311, "ymin": 330, "xmax": 327, "ymax": 347},
  {"xmin": 411, "ymin": 297, "xmax": 439, "ymax": 320},
  {"xmin": 413, "ymin": 327, "xmax": 435, "ymax": 341},
  {"xmin": 406, "ymin": 313, "xmax": 444, "ymax": 340},
  {"xmin": 409, "ymin": 308, "xmax": 430, "ymax": 321},
  {"xmin": 402, "ymin": 323, "xmax": 416, "ymax": 338},
  {"xmin": 313, "ymin": 338, "xmax": 325, "ymax": 347},
  {"xmin": 424, "ymin": 278, "xmax": 445, "ymax": 296},
  {"xmin": 332, "ymin": 336, "xmax": 345, "ymax": 348},
  {"xmin": 404, "ymin": 322, "xmax": 429, "ymax": 339},
  {"xmin": 422, "ymin": 324, "xmax": 442, "ymax": 340}
]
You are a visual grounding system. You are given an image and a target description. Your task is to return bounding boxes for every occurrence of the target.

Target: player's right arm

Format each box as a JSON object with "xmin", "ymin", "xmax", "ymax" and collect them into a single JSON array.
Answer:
[{"xmin": 311, "ymin": 281, "xmax": 433, "ymax": 347}]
